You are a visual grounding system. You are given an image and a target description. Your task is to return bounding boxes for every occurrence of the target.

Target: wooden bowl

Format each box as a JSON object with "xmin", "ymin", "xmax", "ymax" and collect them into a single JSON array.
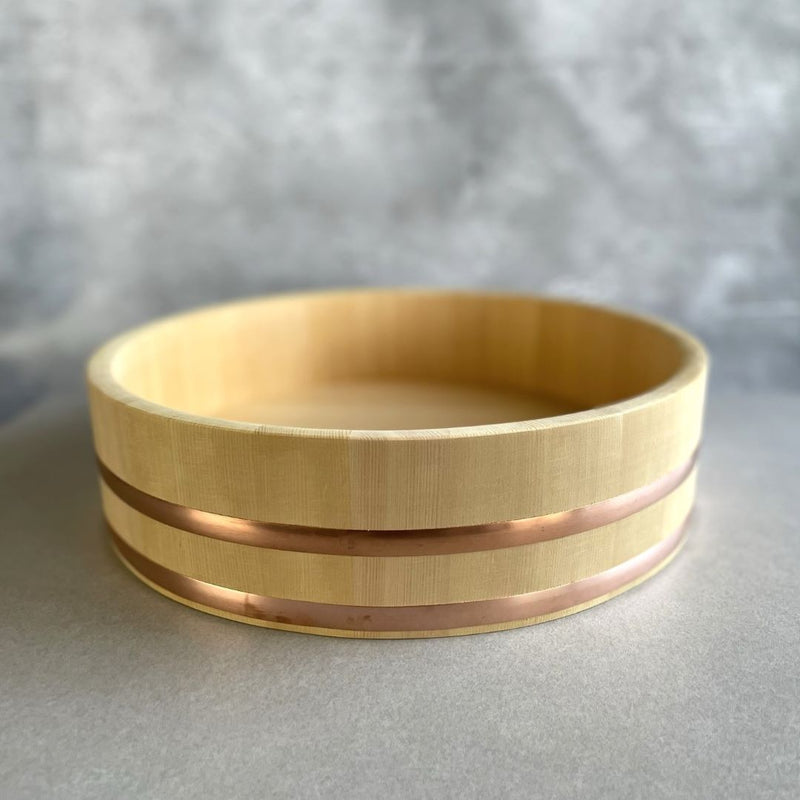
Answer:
[{"xmin": 87, "ymin": 289, "xmax": 708, "ymax": 638}]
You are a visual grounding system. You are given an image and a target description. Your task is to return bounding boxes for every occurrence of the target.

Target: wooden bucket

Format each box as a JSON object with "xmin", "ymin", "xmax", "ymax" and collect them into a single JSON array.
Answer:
[{"xmin": 88, "ymin": 289, "xmax": 707, "ymax": 637}]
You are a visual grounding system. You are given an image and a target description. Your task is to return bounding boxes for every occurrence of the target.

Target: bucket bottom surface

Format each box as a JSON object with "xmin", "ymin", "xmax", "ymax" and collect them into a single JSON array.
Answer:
[{"xmin": 214, "ymin": 379, "xmax": 579, "ymax": 430}]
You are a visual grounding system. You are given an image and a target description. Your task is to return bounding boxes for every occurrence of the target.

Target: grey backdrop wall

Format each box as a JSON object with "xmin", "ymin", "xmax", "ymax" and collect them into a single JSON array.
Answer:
[{"xmin": 2, "ymin": 0, "xmax": 799, "ymax": 420}]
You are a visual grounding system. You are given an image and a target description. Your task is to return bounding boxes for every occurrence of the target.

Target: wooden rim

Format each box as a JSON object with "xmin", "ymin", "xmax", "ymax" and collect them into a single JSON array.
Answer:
[{"xmin": 87, "ymin": 289, "xmax": 706, "ymax": 440}]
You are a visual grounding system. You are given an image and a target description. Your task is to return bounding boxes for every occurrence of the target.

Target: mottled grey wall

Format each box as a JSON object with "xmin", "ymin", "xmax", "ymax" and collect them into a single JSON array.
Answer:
[{"xmin": 2, "ymin": 0, "xmax": 799, "ymax": 419}]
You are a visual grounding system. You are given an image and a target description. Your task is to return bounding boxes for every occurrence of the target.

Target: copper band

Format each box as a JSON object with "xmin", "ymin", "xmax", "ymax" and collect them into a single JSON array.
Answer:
[
  {"xmin": 98, "ymin": 447, "xmax": 697, "ymax": 556},
  {"xmin": 111, "ymin": 521, "xmax": 687, "ymax": 632}
]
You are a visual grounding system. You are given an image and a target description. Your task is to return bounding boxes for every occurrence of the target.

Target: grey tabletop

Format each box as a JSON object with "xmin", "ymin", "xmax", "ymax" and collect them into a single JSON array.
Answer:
[{"xmin": 1, "ymin": 389, "xmax": 798, "ymax": 800}]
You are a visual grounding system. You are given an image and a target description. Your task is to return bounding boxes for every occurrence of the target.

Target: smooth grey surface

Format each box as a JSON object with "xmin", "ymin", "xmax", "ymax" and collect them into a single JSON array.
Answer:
[
  {"xmin": 1, "ymin": 1, "xmax": 800, "ymax": 403},
  {"xmin": 1, "ymin": 389, "xmax": 798, "ymax": 799}
]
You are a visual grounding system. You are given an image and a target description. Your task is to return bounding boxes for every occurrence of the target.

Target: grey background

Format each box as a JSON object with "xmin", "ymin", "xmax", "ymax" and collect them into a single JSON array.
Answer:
[
  {"xmin": 2, "ymin": 3, "xmax": 799, "ymax": 799},
  {"xmin": 2, "ymin": 0, "xmax": 800, "ymax": 419}
]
